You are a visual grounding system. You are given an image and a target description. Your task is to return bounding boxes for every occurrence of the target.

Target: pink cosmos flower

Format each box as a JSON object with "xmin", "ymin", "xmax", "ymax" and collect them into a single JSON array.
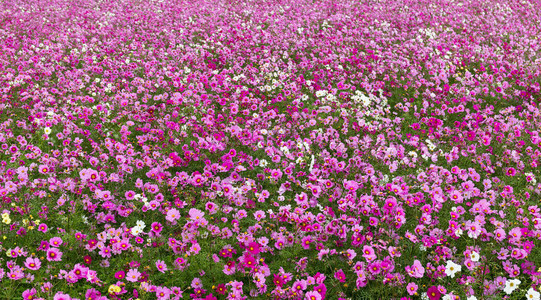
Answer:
[
  {"xmin": 406, "ymin": 282, "xmax": 418, "ymax": 295},
  {"xmin": 343, "ymin": 180, "xmax": 359, "ymax": 192},
  {"xmin": 205, "ymin": 201, "xmax": 218, "ymax": 214},
  {"xmin": 155, "ymin": 286, "xmax": 171, "ymax": 300},
  {"xmin": 22, "ymin": 288, "xmax": 37, "ymax": 300},
  {"xmin": 166, "ymin": 208, "xmax": 181, "ymax": 222},
  {"xmin": 301, "ymin": 236, "xmax": 312, "ymax": 250},
  {"xmin": 310, "ymin": 185, "xmax": 322, "ymax": 197},
  {"xmin": 271, "ymin": 169, "xmax": 283, "ymax": 179},
  {"xmin": 41, "ymin": 282, "xmax": 52, "ymax": 293},
  {"xmin": 87, "ymin": 169, "xmax": 99, "ymax": 182},
  {"xmin": 155, "ymin": 260, "xmax": 168, "ymax": 273},
  {"xmin": 191, "ymin": 277, "xmax": 203, "ymax": 289},
  {"xmin": 305, "ymin": 291, "xmax": 322, "ymax": 300},
  {"xmin": 275, "ymin": 238, "xmax": 285, "ymax": 250},
  {"xmin": 292, "ymin": 279, "xmax": 307, "ymax": 293},
  {"xmin": 65, "ymin": 270, "xmax": 79, "ymax": 283},
  {"xmin": 84, "ymin": 288, "xmax": 102, "ymax": 300},
  {"xmin": 38, "ymin": 165, "xmax": 49, "ymax": 175},
  {"xmin": 465, "ymin": 220, "xmax": 482, "ymax": 239},
  {"xmin": 98, "ymin": 247, "xmax": 112, "ymax": 258},
  {"xmin": 49, "ymin": 237, "xmax": 63, "ymax": 247},
  {"xmin": 449, "ymin": 190, "xmax": 463, "ymax": 203},
  {"xmin": 362, "ymin": 245, "xmax": 376, "ymax": 261},
  {"xmin": 406, "ymin": 260, "xmax": 425, "ymax": 278},
  {"xmin": 344, "ymin": 249, "xmax": 356, "ymax": 260},
  {"xmin": 126, "ymin": 268, "xmax": 141, "ymax": 282},
  {"xmin": 147, "ymin": 200, "xmax": 160, "ymax": 211},
  {"xmin": 72, "ymin": 264, "xmax": 88, "ymax": 279},
  {"xmin": 7, "ymin": 268, "xmax": 24, "ymax": 280},
  {"xmin": 189, "ymin": 208, "xmax": 205, "ymax": 222},
  {"xmin": 46, "ymin": 248, "xmax": 62, "ymax": 262},
  {"xmin": 24, "ymin": 257, "xmax": 41, "ymax": 271},
  {"xmin": 384, "ymin": 198, "xmax": 397, "ymax": 212},
  {"xmin": 192, "ymin": 174, "xmax": 206, "ymax": 186},
  {"xmin": 117, "ymin": 240, "xmax": 131, "ymax": 252},
  {"xmin": 53, "ymin": 292, "xmax": 72, "ymax": 300},
  {"xmin": 125, "ymin": 190, "xmax": 136, "ymax": 200},
  {"xmin": 465, "ymin": 131, "xmax": 476, "ymax": 141},
  {"xmin": 189, "ymin": 243, "xmax": 201, "ymax": 255},
  {"xmin": 223, "ymin": 261, "xmax": 236, "ymax": 275},
  {"xmin": 313, "ymin": 283, "xmax": 327, "ymax": 298},
  {"xmin": 253, "ymin": 210, "xmax": 266, "ymax": 221}
]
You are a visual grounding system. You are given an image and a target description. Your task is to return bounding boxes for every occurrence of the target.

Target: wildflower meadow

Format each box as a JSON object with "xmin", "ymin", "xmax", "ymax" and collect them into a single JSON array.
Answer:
[{"xmin": 1, "ymin": 0, "xmax": 541, "ymax": 299}]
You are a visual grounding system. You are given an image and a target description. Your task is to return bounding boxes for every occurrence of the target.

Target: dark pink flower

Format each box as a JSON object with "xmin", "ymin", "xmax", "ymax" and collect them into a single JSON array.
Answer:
[
  {"xmin": 427, "ymin": 286, "xmax": 441, "ymax": 300},
  {"xmin": 334, "ymin": 269, "xmax": 346, "ymax": 283}
]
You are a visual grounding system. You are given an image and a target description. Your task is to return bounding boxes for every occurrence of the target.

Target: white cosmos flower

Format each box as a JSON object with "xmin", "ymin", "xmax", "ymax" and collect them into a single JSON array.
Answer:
[
  {"xmin": 315, "ymin": 90, "xmax": 327, "ymax": 97},
  {"xmin": 361, "ymin": 94, "xmax": 371, "ymax": 107},
  {"xmin": 131, "ymin": 226, "xmax": 142, "ymax": 236},
  {"xmin": 470, "ymin": 251, "xmax": 480, "ymax": 262},
  {"xmin": 44, "ymin": 127, "xmax": 52, "ymax": 135},
  {"xmin": 445, "ymin": 260, "xmax": 462, "ymax": 278},
  {"xmin": 136, "ymin": 220, "xmax": 146, "ymax": 229},
  {"xmin": 504, "ymin": 279, "xmax": 520, "ymax": 294},
  {"xmin": 526, "ymin": 287, "xmax": 540, "ymax": 300}
]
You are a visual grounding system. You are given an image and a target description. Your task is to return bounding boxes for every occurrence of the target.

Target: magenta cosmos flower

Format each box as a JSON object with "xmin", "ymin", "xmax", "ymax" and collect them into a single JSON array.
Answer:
[
  {"xmin": 243, "ymin": 254, "xmax": 257, "ymax": 269},
  {"xmin": 334, "ymin": 269, "xmax": 346, "ymax": 283},
  {"xmin": 426, "ymin": 286, "xmax": 441, "ymax": 300},
  {"xmin": 506, "ymin": 167, "xmax": 516, "ymax": 176},
  {"xmin": 246, "ymin": 242, "xmax": 260, "ymax": 255},
  {"xmin": 114, "ymin": 270, "xmax": 126, "ymax": 280},
  {"xmin": 151, "ymin": 222, "xmax": 163, "ymax": 234},
  {"xmin": 37, "ymin": 223, "xmax": 48, "ymax": 233}
]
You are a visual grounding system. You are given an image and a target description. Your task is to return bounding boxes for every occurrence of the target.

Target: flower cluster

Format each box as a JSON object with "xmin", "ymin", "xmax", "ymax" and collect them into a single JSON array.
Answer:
[{"xmin": 0, "ymin": 0, "xmax": 541, "ymax": 299}]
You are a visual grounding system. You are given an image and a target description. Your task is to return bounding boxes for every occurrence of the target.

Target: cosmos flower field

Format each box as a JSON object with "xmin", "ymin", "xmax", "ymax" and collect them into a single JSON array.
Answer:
[{"xmin": 1, "ymin": 0, "xmax": 541, "ymax": 299}]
